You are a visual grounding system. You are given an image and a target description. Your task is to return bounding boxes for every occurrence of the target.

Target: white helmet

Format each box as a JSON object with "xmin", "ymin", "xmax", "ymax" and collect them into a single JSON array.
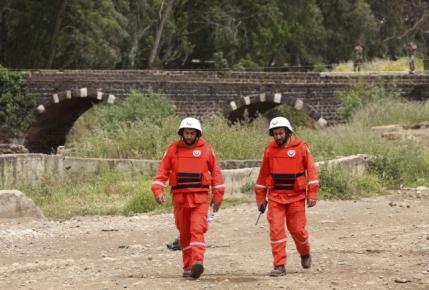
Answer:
[
  {"xmin": 178, "ymin": 117, "xmax": 202, "ymax": 136},
  {"xmin": 269, "ymin": 117, "xmax": 293, "ymax": 135}
]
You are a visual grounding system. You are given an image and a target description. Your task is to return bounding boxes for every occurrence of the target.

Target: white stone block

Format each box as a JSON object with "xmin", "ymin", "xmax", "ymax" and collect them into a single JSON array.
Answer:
[
  {"xmin": 97, "ymin": 91, "xmax": 103, "ymax": 100},
  {"xmin": 274, "ymin": 93, "xmax": 282, "ymax": 103},
  {"xmin": 66, "ymin": 90, "xmax": 72, "ymax": 99},
  {"xmin": 294, "ymin": 98, "xmax": 304, "ymax": 110},
  {"xmin": 244, "ymin": 96, "xmax": 250, "ymax": 105},
  {"xmin": 52, "ymin": 94, "xmax": 59, "ymax": 103},
  {"xmin": 230, "ymin": 101, "xmax": 237, "ymax": 111},
  {"xmin": 259, "ymin": 93, "xmax": 266, "ymax": 102},
  {"xmin": 37, "ymin": 105, "xmax": 45, "ymax": 113},
  {"xmin": 107, "ymin": 94, "xmax": 116, "ymax": 104},
  {"xmin": 80, "ymin": 88, "xmax": 87, "ymax": 97},
  {"xmin": 317, "ymin": 117, "xmax": 328, "ymax": 127}
]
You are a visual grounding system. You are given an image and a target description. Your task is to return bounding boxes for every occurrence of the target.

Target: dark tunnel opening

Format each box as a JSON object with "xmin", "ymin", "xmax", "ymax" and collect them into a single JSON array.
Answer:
[
  {"xmin": 227, "ymin": 102, "xmax": 280, "ymax": 123},
  {"xmin": 24, "ymin": 98, "xmax": 101, "ymax": 153}
]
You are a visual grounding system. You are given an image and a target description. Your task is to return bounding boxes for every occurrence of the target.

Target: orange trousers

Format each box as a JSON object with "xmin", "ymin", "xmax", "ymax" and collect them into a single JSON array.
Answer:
[
  {"xmin": 174, "ymin": 202, "xmax": 209, "ymax": 270},
  {"xmin": 267, "ymin": 199, "xmax": 310, "ymax": 266}
]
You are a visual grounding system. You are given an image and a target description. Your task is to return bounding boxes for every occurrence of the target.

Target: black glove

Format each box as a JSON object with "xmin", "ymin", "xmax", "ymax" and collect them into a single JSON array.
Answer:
[
  {"xmin": 258, "ymin": 202, "xmax": 267, "ymax": 213},
  {"xmin": 211, "ymin": 201, "xmax": 221, "ymax": 213}
]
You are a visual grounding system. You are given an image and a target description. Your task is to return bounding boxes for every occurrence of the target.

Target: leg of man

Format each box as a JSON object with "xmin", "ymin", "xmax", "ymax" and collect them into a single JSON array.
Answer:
[
  {"xmin": 174, "ymin": 206, "xmax": 192, "ymax": 271},
  {"xmin": 189, "ymin": 202, "xmax": 210, "ymax": 264},
  {"xmin": 286, "ymin": 199, "xmax": 311, "ymax": 268},
  {"xmin": 267, "ymin": 200, "xmax": 287, "ymax": 267}
]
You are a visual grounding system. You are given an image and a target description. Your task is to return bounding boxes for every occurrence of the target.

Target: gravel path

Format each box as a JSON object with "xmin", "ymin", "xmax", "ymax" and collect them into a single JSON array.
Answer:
[{"xmin": 0, "ymin": 187, "xmax": 428, "ymax": 290}]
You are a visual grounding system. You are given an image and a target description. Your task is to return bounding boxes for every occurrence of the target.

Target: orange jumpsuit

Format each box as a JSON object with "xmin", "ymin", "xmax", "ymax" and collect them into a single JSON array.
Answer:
[
  {"xmin": 151, "ymin": 138, "xmax": 225, "ymax": 270},
  {"xmin": 255, "ymin": 136, "xmax": 319, "ymax": 267}
]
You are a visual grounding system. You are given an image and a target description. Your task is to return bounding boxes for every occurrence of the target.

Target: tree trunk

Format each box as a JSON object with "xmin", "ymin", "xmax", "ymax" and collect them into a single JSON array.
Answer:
[
  {"xmin": 147, "ymin": 0, "xmax": 174, "ymax": 68},
  {"xmin": 47, "ymin": 0, "xmax": 67, "ymax": 69}
]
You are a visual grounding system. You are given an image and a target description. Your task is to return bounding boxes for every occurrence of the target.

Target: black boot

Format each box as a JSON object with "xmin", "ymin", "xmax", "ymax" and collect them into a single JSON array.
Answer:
[
  {"xmin": 166, "ymin": 238, "xmax": 181, "ymax": 251},
  {"xmin": 301, "ymin": 254, "xmax": 312, "ymax": 269},
  {"xmin": 190, "ymin": 262, "xmax": 204, "ymax": 279},
  {"xmin": 269, "ymin": 265, "xmax": 286, "ymax": 277}
]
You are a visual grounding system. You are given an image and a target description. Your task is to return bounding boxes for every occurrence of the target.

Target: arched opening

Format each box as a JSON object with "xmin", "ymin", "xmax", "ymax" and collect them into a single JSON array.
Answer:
[
  {"xmin": 226, "ymin": 93, "xmax": 327, "ymax": 127},
  {"xmin": 227, "ymin": 102, "xmax": 279, "ymax": 122},
  {"xmin": 24, "ymin": 98, "xmax": 101, "ymax": 153}
]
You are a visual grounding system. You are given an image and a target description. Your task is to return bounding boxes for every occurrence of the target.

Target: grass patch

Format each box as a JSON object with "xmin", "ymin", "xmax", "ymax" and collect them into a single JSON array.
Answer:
[
  {"xmin": 319, "ymin": 165, "xmax": 384, "ymax": 200},
  {"xmin": 8, "ymin": 167, "xmax": 251, "ymax": 219},
  {"xmin": 335, "ymin": 57, "xmax": 424, "ymax": 72},
  {"xmin": 221, "ymin": 197, "xmax": 252, "ymax": 208},
  {"xmin": 9, "ymin": 170, "xmax": 159, "ymax": 220}
]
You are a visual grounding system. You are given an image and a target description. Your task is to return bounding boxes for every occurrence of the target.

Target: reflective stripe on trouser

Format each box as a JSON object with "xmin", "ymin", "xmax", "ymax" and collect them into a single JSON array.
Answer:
[
  {"xmin": 267, "ymin": 199, "xmax": 310, "ymax": 266},
  {"xmin": 174, "ymin": 202, "xmax": 209, "ymax": 269}
]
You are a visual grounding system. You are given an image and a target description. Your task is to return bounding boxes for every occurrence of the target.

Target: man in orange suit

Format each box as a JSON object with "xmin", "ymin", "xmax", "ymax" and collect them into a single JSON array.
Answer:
[
  {"xmin": 255, "ymin": 116, "xmax": 319, "ymax": 276},
  {"xmin": 151, "ymin": 117, "xmax": 225, "ymax": 279}
]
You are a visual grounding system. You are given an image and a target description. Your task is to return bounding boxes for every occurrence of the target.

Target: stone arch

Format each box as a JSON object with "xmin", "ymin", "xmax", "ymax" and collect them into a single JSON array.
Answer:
[
  {"xmin": 24, "ymin": 88, "xmax": 117, "ymax": 153},
  {"xmin": 225, "ymin": 92, "xmax": 328, "ymax": 127}
]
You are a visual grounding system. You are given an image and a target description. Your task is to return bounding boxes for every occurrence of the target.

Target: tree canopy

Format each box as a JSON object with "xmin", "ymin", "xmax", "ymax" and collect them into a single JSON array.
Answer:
[{"xmin": 0, "ymin": 0, "xmax": 427, "ymax": 69}]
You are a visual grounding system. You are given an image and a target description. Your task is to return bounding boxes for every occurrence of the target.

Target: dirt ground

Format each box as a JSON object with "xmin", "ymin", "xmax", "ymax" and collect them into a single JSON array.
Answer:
[{"xmin": 0, "ymin": 187, "xmax": 428, "ymax": 290}]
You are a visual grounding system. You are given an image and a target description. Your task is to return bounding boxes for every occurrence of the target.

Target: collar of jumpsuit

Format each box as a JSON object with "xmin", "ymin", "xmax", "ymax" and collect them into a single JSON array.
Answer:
[
  {"xmin": 178, "ymin": 137, "xmax": 205, "ymax": 148},
  {"xmin": 270, "ymin": 135, "xmax": 302, "ymax": 149}
]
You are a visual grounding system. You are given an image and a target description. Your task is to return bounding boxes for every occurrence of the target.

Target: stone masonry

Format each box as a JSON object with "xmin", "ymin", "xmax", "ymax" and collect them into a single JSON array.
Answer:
[{"xmin": 20, "ymin": 70, "xmax": 429, "ymax": 153}]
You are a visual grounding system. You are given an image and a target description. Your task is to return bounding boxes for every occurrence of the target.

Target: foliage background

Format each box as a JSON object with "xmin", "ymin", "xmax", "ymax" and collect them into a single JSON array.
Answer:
[
  {"xmin": 0, "ymin": 66, "xmax": 35, "ymax": 138},
  {"xmin": 0, "ymin": 0, "xmax": 428, "ymax": 70}
]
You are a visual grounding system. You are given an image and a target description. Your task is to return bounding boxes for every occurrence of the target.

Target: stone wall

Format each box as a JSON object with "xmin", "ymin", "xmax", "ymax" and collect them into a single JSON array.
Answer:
[
  {"xmin": 0, "ymin": 154, "xmax": 369, "ymax": 197},
  {"xmin": 22, "ymin": 70, "xmax": 429, "ymax": 153},
  {"xmin": 26, "ymin": 70, "xmax": 429, "ymax": 123}
]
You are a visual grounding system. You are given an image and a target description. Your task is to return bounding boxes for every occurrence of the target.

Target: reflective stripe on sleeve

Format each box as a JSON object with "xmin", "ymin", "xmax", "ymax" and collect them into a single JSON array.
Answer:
[
  {"xmin": 152, "ymin": 181, "xmax": 165, "ymax": 187},
  {"xmin": 256, "ymin": 184, "xmax": 267, "ymax": 189},
  {"xmin": 212, "ymin": 184, "xmax": 225, "ymax": 189},
  {"xmin": 308, "ymin": 180, "xmax": 319, "ymax": 185}
]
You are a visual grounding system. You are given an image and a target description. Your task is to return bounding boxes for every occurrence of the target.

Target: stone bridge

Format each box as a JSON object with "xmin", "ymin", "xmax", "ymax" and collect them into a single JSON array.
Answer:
[{"xmin": 23, "ymin": 70, "xmax": 429, "ymax": 153}]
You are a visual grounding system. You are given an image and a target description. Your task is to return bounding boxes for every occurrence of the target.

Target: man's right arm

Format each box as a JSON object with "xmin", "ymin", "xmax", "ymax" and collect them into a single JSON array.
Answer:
[
  {"xmin": 255, "ymin": 149, "xmax": 270, "ymax": 208},
  {"xmin": 151, "ymin": 146, "xmax": 173, "ymax": 204}
]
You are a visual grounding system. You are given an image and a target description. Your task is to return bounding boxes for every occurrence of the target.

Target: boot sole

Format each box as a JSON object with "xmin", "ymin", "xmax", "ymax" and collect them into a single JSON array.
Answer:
[
  {"xmin": 190, "ymin": 263, "xmax": 204, "ymax": 279},
  {"xmin": 269, "ymin": 271, "xmax": 286, "ymax": 277}
]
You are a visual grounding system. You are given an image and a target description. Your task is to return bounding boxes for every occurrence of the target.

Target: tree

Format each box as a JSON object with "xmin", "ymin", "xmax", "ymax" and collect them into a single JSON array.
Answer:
[{"xmin": 147, "ymin": 0, "xmax": 175, "ymax": 68}]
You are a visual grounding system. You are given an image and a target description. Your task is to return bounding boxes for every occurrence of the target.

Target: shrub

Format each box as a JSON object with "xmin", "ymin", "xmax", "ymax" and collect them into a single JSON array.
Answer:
[
  {"xmin": 264, "ymin": 104, "xmax": 315, "ymax": 129},
  {"xmin": 368, "ymin": 144, "xmax": 429, "ymax": 187},
  {"xmin": 318, "ymin": 165, "xmax": 354, "ymax": 200},
  {"xmin": 334, "ymin": 57, "xmax": 423, "ymax": 72},
  {"xmin": 67, "ymin": 91, "xmax": 180, "ymax": 159},
  {"xmin": 335, "ymin": 81, "xmax": 393, "ymax": 120},
  {"xmin": 0, "ymin": 66, "xmax": 36, "ymax": 138},
  {"xmin": 123, "ymin": 187, "xmax": 171, "ymax": 215}
]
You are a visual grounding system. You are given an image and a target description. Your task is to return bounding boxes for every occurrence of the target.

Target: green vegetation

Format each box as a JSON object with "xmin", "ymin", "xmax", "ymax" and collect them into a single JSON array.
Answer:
[
  {"xmin": 0, "ymin": 66, "xmax": 36, "ymax": 138},
  {"xmin": 67, "ymin": 91, "xmax": 180, "ymax": 159},
  {"xmin": 10, "ymin": 169, "xmax": 159, "ymax": 220},
  {"xmin": 8, "ymin": 167, "xmax": 250, "ymax": 220},
  {"xmin": 308, "ymin": 83, "xmax": 429, "ymax": 197},
  {"xmin": 1, "ymin": 1, "xmax": 427, "ymax": 70},
  {"xmin": 335, "ymin": 57, "xmax": 424, "ymax": 73},
  {"xmin": 335, "ymin": 80, "xmax": 394, "ymax": 120}
]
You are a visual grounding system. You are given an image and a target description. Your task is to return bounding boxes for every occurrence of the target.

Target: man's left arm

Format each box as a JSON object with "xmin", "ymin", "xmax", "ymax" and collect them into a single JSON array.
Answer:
[
  {"xmin": 208, "ymin": 148, "xmax": 225, "ymax": 212},
  {"xmin": 303, "ymin": 144, "xmax": 319, "ymax": 207}
]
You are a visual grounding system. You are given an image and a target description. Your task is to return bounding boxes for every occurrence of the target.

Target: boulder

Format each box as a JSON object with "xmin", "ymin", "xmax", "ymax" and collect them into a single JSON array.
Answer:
[
  {"xmin": 0, "ymin": 190, "xmax": 45, "ymax": 219},
  {"xmin": 0, "ymin": 144, "xmax": 29, "ymax": 154}
]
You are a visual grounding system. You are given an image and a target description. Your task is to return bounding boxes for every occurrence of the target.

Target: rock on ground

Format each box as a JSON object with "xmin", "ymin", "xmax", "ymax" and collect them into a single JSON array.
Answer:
[{"xmin": 0, "ymin": 190, "xmax": 45, "ymax": 219}]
